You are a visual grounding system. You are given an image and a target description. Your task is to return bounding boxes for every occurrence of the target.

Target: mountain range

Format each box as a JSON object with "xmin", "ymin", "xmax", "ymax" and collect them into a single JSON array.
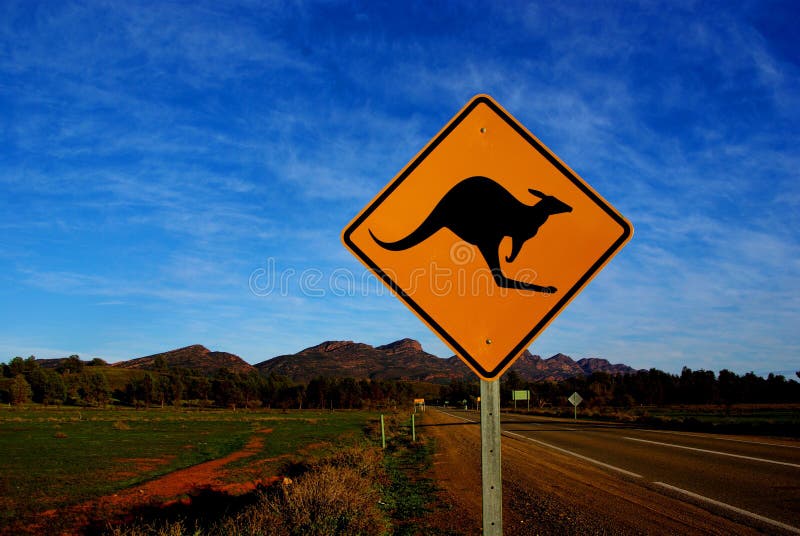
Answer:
[{"xmin": 100, "ymin": 339, "xmax": 635, "ymax": 383}]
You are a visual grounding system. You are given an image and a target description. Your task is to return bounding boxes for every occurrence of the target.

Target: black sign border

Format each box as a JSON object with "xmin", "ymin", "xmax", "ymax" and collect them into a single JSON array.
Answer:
[{"xmin": 343, "ymin": 95, "xmax": 632, "ymax": 379}]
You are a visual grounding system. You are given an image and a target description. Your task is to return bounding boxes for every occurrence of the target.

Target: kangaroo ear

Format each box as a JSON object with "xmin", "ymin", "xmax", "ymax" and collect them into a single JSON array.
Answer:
[{"xmin": 528, "ymin": 189, "xmax": 545, "ymax": 198}]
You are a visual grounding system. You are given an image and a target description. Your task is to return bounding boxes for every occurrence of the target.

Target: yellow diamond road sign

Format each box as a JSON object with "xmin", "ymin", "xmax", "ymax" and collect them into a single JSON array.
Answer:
[{"xmin": 342, "ymin": 95, "xmax": 632, "ymax": 380}]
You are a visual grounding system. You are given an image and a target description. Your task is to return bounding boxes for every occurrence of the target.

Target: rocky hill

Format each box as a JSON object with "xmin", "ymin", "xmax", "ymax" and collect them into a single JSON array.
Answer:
[
  {"xmin": 30, "ymin": 340, "xmax": 634, "ymax": 381},
  {"xmin": 257, "ymin": 339, "xmax": 636, "ymax": 383},
  {"xmin": 256, "ymin": 338, "xmax": 459, "ymax": 383},
  {"xmin": 113, "ymin": 345, "xmax": 255, "ymax": 374},
  {"xmin": 577, "ymin": 357, "xmax": 636, "ymax": 376}
]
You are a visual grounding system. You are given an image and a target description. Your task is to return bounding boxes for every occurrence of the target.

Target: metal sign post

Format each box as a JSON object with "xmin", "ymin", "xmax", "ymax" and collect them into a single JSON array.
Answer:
[{"xmin": 481, "ymin": 379, "xmax": 502, "ymax": 536}]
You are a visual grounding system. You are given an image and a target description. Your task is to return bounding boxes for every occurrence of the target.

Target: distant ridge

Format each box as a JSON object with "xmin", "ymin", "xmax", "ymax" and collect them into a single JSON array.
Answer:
[
  {"xmin": 32, "ymin": 341, "xmax": 635, "ymax": 381},
  {"xmin": 256, "ymin": 339, "xmax": 636, "ymax": 383},
  {"xmin": 255, "ymin": 338, "xmax": 457, "ymax": 383},
  {"xmin": 577, "ymin": 357, "xmax": 636, "ymax": 376},
  {"xmin": 113, "ymin": 345, "xmax": 255, "ymax": 374}
]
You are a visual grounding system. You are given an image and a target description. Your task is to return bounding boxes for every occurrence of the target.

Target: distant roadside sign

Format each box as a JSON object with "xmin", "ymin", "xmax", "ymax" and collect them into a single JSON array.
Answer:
[
  {"xmin": 512, "ymin": 389, "xmax": 530, "ymax": 410},
  {"xmin": 568, "ymin": 391, "xmax": 583, "ymax": 420}
]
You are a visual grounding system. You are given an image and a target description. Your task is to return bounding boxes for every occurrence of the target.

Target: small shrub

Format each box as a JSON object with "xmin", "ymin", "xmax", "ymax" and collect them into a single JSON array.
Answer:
[
  {"xmin": 313, "ymin": 445, "xmax": 384, "ymax": 479},
  {"xmin": 218, "ymin": 465, "xmax": 389, "ymax": 536},
  {"xmin": 113, "ymin": 420, "xmax": 131, "ymax": 431},
  {"xmin": 54, "ymin": 431, "xmax": 68, "ymax": 439}
]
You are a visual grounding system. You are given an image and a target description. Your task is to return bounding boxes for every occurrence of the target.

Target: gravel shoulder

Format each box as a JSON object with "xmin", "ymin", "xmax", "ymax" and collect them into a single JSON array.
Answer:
[{"xmin": 424, "ymin": 409, "xmax": 762, "ymax": 535}]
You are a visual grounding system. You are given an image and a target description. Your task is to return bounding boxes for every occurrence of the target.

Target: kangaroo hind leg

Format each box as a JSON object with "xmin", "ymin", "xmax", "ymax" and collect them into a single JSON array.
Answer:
[{"xmin": 479, "ymin": 243, "xmax": 557, "ymax": 294}]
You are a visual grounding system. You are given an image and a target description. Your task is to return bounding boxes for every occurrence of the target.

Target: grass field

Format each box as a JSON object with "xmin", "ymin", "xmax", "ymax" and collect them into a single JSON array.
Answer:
[{"xmin": 0, "ymin": 406, "xmax": 383, "ymax": 533}]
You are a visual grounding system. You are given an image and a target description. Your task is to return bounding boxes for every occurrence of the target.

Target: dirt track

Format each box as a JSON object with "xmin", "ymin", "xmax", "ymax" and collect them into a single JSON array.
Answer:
[
  {"xmin": 424, "ymin": 410, "xmax": 764, "ymax": 535},
  {"xmin": 28, "ymin": 428, "xmax": 277, "ymax": 535}
]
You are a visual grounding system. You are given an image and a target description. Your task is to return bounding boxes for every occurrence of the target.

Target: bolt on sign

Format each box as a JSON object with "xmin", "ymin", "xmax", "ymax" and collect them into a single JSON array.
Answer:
[{"xmin": 342, "ymin": 95, "xmax": 632, "ymax": 380}]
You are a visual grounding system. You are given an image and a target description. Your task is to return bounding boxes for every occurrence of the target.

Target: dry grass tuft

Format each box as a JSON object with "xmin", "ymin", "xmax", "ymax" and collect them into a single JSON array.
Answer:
[
  {"xmin": 113, "ymin": 420, "xmax": 132, "ymax": 431},
  {"xmin": 107, "ymin": 519, "xmax": 187, "ymax": 536},
  {"xmin": 106, "ymin": 443, "xmax": 390, "ymax": 536},
  {"xmin": 217, "ymin": 464, "xmax": 388, "ymax": 536}
]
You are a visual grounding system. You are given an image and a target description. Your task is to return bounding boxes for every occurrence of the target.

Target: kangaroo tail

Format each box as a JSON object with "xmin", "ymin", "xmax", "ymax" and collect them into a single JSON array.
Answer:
[{"xmin": 369, "ymin": 215, "xmax": 441, "ymax": 251}]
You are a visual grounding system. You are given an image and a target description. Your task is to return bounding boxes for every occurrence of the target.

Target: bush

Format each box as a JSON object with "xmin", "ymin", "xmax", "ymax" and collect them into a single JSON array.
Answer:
[
  {"xmin": 219, "ymin": 464, "xmax": 388, "ymax": 536},
  {"xmin": 108, "ymin": 445, "xmax": 390, "ymax": 536}
]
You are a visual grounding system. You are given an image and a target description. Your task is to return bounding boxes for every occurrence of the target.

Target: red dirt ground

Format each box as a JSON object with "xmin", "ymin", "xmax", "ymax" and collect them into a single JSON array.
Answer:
[{"xmin": 27, "ymin": 428, "xmax": 277, "ymax": 535}]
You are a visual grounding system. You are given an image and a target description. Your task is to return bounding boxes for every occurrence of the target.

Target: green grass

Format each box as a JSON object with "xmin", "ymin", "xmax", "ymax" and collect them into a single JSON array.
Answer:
[
  {"xmin": 2, "ymin": 408, "xmax": 453, "ymax": 535},
  {"xmin": 93, "ymin": 365, "xmax": 147, "ymax": 391},
  {"xmin": 0, "ymin": 408, "xmax": 250, "ymax": 521},
  {"xmin": 0, "ymin": 407, "xmax": 376, "ymax": 529},
  {"xmin": 220, "ymin": 410, "xmax": 376, "ymax": 478},
  {"xmin": 379, "ymin": 412, "xmax": 456, "ymax": 536}
]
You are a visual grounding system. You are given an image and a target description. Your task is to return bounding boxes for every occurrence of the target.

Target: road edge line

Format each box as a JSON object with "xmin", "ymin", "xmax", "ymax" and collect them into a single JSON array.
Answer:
[
  {"xmin": 503, "ymin": 431, "xmax": 642, "ymax": 479},
  {"xmin": 435, "ymin": 409, "xmax": 642, "ymax": 479},
  {"xmin": 653, "ymin": 481, "xmax": 800, "ymax": 535},
  {"xmin": 624, "ymin": 436, "xmax": 800, "ymax": 469},
  {"xmin": 636, "ymin": 429, "xmax": 800, "ymax": 450}
]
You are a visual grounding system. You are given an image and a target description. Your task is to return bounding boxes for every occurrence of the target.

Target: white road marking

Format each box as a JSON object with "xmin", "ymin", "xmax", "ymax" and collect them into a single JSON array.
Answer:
[
  {"xmin": 437, "ymin": 409, "xmax": 800, "ymax": 531},
  {"xmin": 437, "ymin": 409, "xmax": 641, "ymax": 478},
  {"xmin": 624, "ymin": 437, "xmax": 800, "ymax": 469},
  {"xmin": 437, "ymin": 410, "xmax": 476, "ymax": 423},
  {"xmin": 713, "ymin": 436, "xmax": 800, "ymax": 449},
  {"xmin": 505, "ymin": 418, "xmax": 542, "ymax": 426},
  {"xmin": 635, "ymin": 428, "xmax": 709, "ymax": 438},
  {"xmin": 504, "ymin": 431, "xmax": 643, "ymax": 479},
  {"xmin": 653, "ymin": 482, "xmax": 800, "ymax": 535},
  {"xmin": 637, "ymin": 428, "xmax": 800, "ymax": 449}
]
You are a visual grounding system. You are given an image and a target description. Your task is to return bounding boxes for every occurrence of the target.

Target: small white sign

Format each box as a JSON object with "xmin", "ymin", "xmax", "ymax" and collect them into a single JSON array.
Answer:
[{"xmin": 568, "ymin": 392, "xmax": 583, "ymax": 407}]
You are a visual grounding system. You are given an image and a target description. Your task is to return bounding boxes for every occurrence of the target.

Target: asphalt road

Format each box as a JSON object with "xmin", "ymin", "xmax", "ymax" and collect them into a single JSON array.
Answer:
[{"xmin": 437, "ymin": 408, "xmax": 800, "ymax": 534}]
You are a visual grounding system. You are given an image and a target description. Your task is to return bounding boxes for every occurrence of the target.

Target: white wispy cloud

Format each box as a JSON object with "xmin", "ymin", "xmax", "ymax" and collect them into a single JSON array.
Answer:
[{"xmin": 1, "ymin": 1, "xmax": 798, "ymax": 375}]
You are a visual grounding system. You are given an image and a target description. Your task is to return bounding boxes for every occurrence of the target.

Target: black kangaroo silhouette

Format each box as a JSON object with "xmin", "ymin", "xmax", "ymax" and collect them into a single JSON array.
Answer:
[{"xmin": 369, "ymin": 176, "xmax": 572, "ymax": 293}]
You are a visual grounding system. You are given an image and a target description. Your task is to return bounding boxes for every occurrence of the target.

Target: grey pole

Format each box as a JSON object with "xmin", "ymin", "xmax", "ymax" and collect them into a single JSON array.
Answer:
[{"xmin": 480, "ymin": 379, "xmax": 502, "ymax": 535}]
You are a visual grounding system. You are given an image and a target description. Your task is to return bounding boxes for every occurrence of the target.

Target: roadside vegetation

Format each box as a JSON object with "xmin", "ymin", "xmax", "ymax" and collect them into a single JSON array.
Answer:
[
  {"xmin": 2, "ymin": 355, "xmax": 797, "ymax": 532},
  {"xmin": 2, "ymin": 354, "xmax": 796, "ymax": 415},
  {"xmin": 106, "ymin": 412, "xmax": 445, "ymax": 536},
  {"xmin": 0, "ymin": 407, "xmax": 444, "ymax": 536}
]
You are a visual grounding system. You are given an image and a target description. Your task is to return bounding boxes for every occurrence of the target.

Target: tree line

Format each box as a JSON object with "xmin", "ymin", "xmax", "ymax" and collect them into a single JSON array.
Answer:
[
  {"xmin": 440, "ymin": 367, "xmax": 800, "ymax": 407},
  {"xmin": 3, "ymin": 356, "xmax": 798, "ymax": 409},
  {"xmin": 0, "ymin": 356, "xmax": 417, "ymax": 409}
]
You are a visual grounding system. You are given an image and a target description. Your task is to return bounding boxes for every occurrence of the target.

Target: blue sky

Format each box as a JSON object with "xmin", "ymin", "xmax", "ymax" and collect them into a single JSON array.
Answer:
[{"xmin": 1, "ymin": 1, "xmax": 798, "ymax": 375}]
